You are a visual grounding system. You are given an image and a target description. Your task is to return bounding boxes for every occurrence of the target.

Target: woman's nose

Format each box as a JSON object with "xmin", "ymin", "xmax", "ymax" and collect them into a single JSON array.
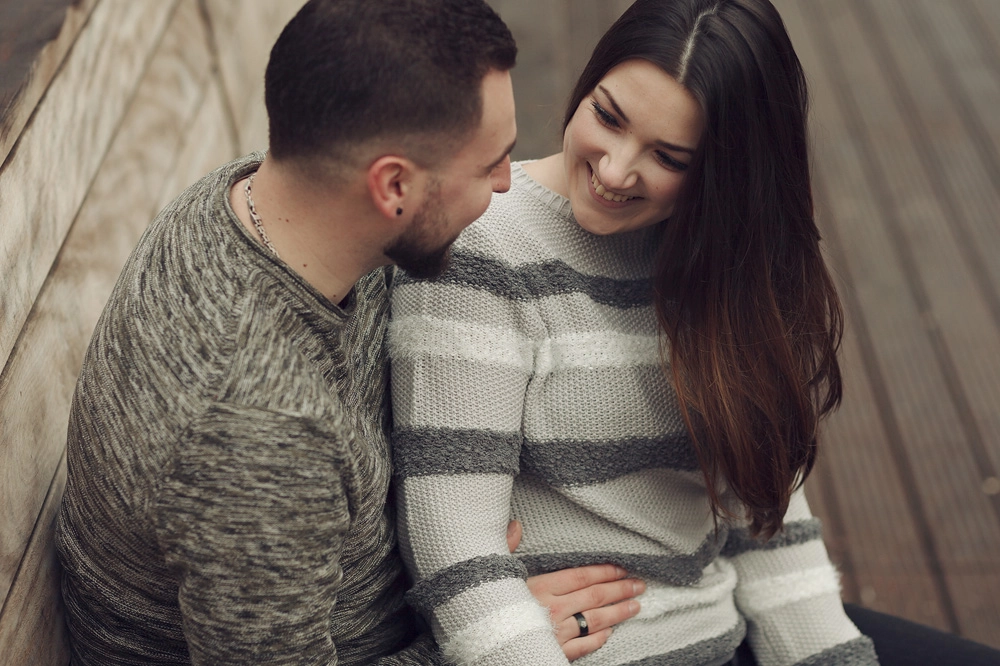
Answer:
[{"xmin": 597, "ymin": 150, "xmax": 638, "ymax": 192}]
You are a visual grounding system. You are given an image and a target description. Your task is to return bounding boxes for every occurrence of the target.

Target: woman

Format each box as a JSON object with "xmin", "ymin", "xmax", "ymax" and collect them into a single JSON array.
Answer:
[{"xmin": 388, "ymin": 1, "xmax": 995, "ymax": 664}]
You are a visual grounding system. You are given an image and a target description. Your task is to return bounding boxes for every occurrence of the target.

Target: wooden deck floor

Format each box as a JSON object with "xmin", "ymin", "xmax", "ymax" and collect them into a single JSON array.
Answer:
[{"xmin": 490, "ymin": 0, "xmax": 1000, "ymax": 649}]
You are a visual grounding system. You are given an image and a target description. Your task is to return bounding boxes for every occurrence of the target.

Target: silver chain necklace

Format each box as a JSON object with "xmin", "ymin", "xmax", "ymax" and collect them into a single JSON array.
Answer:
[{"xmin": 244, "ymin": 173, "xmax": 280, "ymax": 259}]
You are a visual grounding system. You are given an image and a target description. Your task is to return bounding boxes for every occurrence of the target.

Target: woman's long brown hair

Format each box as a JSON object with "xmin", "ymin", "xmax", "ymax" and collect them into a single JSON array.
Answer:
[{"xmin": 565, "ymin": 0, "xmax": 843, "ymax": 539}]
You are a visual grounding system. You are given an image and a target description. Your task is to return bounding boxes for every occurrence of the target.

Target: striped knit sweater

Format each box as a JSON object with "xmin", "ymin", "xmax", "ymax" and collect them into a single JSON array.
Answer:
[
  {"xmin": 389, "ymin": 162, "xmax": 879, "ymax": 666},
  {"xmin": 55, "ymin": 154, "xmax": 443, "ymax": 666}
]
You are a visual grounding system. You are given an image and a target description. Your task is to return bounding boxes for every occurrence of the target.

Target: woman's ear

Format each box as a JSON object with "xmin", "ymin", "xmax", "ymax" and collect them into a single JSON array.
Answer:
[{"xmin": 366, "ymin": 155, "xmax": 423, "ymax": 221}]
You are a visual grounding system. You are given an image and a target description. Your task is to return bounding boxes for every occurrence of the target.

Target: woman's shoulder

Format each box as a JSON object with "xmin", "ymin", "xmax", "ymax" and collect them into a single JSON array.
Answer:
[{"xmin": 454, "ymin": 161, "xmax": 574, "ymax": 265}]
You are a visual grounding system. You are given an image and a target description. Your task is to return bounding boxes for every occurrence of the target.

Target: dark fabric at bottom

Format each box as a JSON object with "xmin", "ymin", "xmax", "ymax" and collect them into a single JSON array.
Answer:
[{"xmin": 728, "ymin": 604, "xmax": 1000, "ymax": 666}]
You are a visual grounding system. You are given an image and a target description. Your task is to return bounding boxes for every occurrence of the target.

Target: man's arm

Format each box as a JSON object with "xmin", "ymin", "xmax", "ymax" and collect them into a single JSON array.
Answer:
[{"xmin": 154, "ymin": 404, "xmax": 351, "ymax": 665}]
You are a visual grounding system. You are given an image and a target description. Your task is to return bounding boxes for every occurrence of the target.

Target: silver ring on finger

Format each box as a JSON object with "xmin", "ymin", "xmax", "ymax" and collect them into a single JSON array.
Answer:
[{"xmin": 573, "ymin": 612, "xmax": 589, "ymax": 638}]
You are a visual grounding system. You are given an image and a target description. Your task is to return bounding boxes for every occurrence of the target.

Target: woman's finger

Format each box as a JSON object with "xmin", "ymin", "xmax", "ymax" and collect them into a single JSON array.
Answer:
[
  {"xmin": 526, "ymin": 562, "xmax": 629, "ymax": 598},
  {"xmin": 505, "ymin": 519, "xmax": 522, "ymax": 553},
  {"xmin": 553, "ymin": 601, "xmax": 640, "ymax": 646},
  {"xmin": 561, "ymin": 627, "xmax": 615, "ymax": 662},
  {"xmin": 547, "ymin": 578, "xmax": 645, "ymax": 622}
]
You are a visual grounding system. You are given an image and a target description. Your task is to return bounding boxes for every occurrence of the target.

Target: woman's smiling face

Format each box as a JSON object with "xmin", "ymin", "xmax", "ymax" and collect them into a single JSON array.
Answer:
[{"xmin": 562, "ymin": 58, "xmax": 705, "ymax": 236}]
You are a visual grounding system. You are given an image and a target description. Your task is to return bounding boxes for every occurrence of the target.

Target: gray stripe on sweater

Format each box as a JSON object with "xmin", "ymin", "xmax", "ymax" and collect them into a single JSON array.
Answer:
[
  {"xmin": 404, "ymin": 554, "xmax": 528, "ymax": 616},
  {"xmin": 398, "ymin": 251, "xmax": 653, "ymax": 308},
  {"xmin": 392, "ymin": 428, "xmax": 521, "ymax": 477},
  {"xmin": 619, "ymin": 617, "xmax": 745, "ymax": 666},
  {"xmin": 519, "ymin": 536, "xmax": 725, "ymax": 587},
  {"xmin": 794, "ymin": 636, "xmax": 879, "ymax": 666},
  {"xmin": 393, "ymin": 428, "xmax": 698, "ymax": 482},
  {"xmin": 521, "ymin": 432, "xmax": 699, "ymax": 486},
  {"xmin": 721, "ymin": 518, "xmax": 823, "ymax": 556}
]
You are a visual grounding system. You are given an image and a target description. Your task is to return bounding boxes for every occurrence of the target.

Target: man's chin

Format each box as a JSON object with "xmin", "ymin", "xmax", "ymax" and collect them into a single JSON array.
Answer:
[{"xmin": 390, "ymin": 246, "xmax": 452, "ymax": 280}]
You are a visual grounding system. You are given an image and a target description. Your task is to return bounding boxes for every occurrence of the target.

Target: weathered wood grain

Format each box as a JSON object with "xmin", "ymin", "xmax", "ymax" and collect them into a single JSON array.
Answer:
[
  {"xmin": 157, "ymin": 79, "xmax": 240, "ymax": 213},
  {"xmin": 0, "ymin": 0, "xmax": 180, "ymax": 380},
  {"xmin": 0, "ymin": 455, "xmax": 68, "ymax": 666},
  {"xmin": 904, "ymin": 0, "xmax": 1000, "ymax": 347},
  {"xmin": 199, "ymin": 0, "xmax": 306, "ymax": 154},
  {"xmin": 777, "ymin": 0, "xmax": 956, "ymax": 633},
  {"xmin": 487, "ymin": 0, "xmax": 572, "ymax": 159},
  {"xmin": 565, "ymin": 0, "xmax": 624, "ymax": 88},
  {"xmin": 849, "ymin": 0, "xmax": 1000, "ymax": 501},
  {"xmin": 238, "ymin": 82, "xmax": 272, "ymax": 156},
  {"xmin": 0, "ymin": 0, "xmax": 98, "ymax": 169},
  {"xmin": 966, "ymin": 0, "xmax": 1000, "ymax": 131},
  {"xmin": 795, "ymin": 0, "xmax": 1000, "ymax": 646},
  {"xmin": 817, "ymin": 270, "xmax": 953, "ymax": 631},
  {"xmin": 0, "ymin": 0, "xmax": 213, "ymax": 608}
]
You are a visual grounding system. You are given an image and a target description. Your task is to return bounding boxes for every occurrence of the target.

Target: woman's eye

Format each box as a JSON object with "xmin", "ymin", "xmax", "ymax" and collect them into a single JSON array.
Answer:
[
  {"xmin": 655, "ymin": 150, "xmax": 689, "ymax": 172},
  {"xmin": 591, "ymin": 101, "xmax": 619, "ymax": 128}
]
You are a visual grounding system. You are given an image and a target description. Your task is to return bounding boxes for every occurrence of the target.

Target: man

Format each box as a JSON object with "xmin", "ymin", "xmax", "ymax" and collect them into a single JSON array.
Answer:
[{"xmin": 56, "ymin": 1, "xmax": 638, "ymax": 664}]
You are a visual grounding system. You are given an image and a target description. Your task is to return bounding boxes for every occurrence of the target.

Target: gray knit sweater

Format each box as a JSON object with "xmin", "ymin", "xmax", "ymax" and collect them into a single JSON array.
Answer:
[
  {"xmin": 389, "ymin": 163, "xmax": 879, "ymax": 666},
  {"xmin": 56, "ymin": 154, "xmax": 442, "ymax": 665}
]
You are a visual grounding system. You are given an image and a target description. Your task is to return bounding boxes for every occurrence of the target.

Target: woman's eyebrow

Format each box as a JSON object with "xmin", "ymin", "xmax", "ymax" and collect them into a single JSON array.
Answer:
[
  {"xmin": 656, "ymin": 139, "xmax": 696, "ymax": 154},
  {"xmin": 598, "ymin": 85, "xmax": 697, "ymax": 154},
  {"xmin": 597, "ymin": 85, "xmax": 630, "ymax": 123}
]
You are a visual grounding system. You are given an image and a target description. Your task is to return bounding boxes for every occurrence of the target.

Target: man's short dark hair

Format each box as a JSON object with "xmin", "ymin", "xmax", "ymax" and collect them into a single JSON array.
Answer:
[{"xmin": 265, "ymin": 0, "xmax": 516, "ymax": 169}]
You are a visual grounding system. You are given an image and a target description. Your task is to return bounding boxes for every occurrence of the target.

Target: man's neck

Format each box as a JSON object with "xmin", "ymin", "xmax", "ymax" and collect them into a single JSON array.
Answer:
[{"xmin": 230, "ymin": 157, "xmax": 387, "ymax": 304}]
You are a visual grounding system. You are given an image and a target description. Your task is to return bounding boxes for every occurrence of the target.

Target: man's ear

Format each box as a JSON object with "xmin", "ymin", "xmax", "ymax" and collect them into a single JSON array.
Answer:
[{"xmin": 366, "ymin": 155, "xmax": 423, "ymax": 221}]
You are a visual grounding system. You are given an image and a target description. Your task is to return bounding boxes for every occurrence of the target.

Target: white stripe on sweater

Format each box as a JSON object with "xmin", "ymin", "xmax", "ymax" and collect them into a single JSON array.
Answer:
[
  {"xmin": 389, "ymin": 315, "xmax": 533, "ymax": 370},
  {"xmin": 635, "ymin": 559, "xmax": 738, "ymax": 620},
  {"xmin": 545, "ymin": 331, "xmax": 660, "ymax": 371},
  {"xmin": 439, "ymin": 599, "xmax": 555, "ymax": 665},
  {"xmin": 390, "ymin": 315, "xmax": 659, "ymax": 374},
  {"xmin": 734, "ymin": 564, "xmax": 841, "ymax": 617}
]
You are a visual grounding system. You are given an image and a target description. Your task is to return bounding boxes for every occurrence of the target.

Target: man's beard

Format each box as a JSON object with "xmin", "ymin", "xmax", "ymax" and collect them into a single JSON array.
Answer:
[
  {"xmin": 384, "ymin": 184, "xmax": 458, "ymax": 279},
  {"xmin": 385, "ymin": 231, "xmax": 453, "ymax": 279}
]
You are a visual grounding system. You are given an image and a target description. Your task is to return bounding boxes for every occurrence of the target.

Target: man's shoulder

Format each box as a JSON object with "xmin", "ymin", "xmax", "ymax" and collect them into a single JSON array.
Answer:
[
  {"xmin": 217, "ymin": 299, "xmax": 345, "ymax": 418},
  {"xmin": 100, "ymin": 153, "xmax": 262, "ymax": 325},
  {"xmin": 71, "ymin": 151, "xmax": 322, "ymax": 454}
]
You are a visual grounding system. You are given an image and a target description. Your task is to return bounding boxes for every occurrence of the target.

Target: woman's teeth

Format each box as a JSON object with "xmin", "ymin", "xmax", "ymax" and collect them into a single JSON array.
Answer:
[{"xmin": 591, "ymin": 172, "xmax": 636, "ymax": 202}]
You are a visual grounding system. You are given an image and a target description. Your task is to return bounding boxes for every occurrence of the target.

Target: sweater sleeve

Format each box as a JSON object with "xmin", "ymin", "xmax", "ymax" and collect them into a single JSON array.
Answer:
[
  {"xmin": 389, "ymin": 231, "xmax": 570, "ymax": 666},
  {"xmin": 153, "ymin": 403, "xmax": 355, "ymax": 665},
  {"xmin": 722, "ymin": 488, "xmax": 880, "ymax": 666}
]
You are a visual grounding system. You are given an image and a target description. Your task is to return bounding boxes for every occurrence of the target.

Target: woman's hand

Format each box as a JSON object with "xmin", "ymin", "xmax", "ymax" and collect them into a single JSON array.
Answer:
[{"xmin": 507, "ymin": 521, "xmax": 645, "ymax": 661}]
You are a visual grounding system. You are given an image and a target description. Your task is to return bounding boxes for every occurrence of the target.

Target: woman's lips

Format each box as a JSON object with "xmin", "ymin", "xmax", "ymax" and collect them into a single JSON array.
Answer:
[{"xmin": 587, "ymin": 164, "xmax": 637, "ymax": 208}]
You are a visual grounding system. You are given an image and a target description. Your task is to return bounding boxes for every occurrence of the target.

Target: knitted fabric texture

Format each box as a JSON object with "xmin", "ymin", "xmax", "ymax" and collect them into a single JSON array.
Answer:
[
  {"xmin": 56, "ymin": 154, "xmax": 443, "ymax": 666},
  {"xmin": 389, "ymin": 162, "xmax": 879, "ymax": 666}
]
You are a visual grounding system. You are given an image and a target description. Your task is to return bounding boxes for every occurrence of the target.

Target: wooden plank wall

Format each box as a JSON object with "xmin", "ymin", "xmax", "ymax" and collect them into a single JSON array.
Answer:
[{"xmin": 0, "ymin": 1, "xmax": 306, "ymax": 662}]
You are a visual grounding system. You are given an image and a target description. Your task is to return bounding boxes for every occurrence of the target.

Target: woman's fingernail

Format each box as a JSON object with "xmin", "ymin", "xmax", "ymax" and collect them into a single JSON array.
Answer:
[
  {"xmin": 629, "ymin": 600, "xmax": 641, "ymax": 614},
  {"xmin": 633, "ymin": 581, "xmax": 645, "ymax": 595},
  {"xmin": 616, "ymin": 566, "xmax": 627, "ymax": 577}
]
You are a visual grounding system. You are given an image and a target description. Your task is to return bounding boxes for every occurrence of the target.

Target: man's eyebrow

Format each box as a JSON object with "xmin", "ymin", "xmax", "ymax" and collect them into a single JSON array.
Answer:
[
  {"xmin": 485, "ymin": 138, "xmax": 517, "ymax": 173},
  {"xmin": 598, "ymin": 85, "xmax": 697, "ymax": 155}
]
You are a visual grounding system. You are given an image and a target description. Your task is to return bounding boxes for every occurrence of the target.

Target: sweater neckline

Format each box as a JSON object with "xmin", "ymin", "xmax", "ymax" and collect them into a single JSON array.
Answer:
[
  {"xmin": 511, "ymin": 161, "xmax": 574, "ymax": 219},
  {"xmin": 219, "ymin": 154, "xmax": 359, "ymax": 329},
  {"xmin": 510, "ymin": 160, "xmax": 661, "ymax": 277}
]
